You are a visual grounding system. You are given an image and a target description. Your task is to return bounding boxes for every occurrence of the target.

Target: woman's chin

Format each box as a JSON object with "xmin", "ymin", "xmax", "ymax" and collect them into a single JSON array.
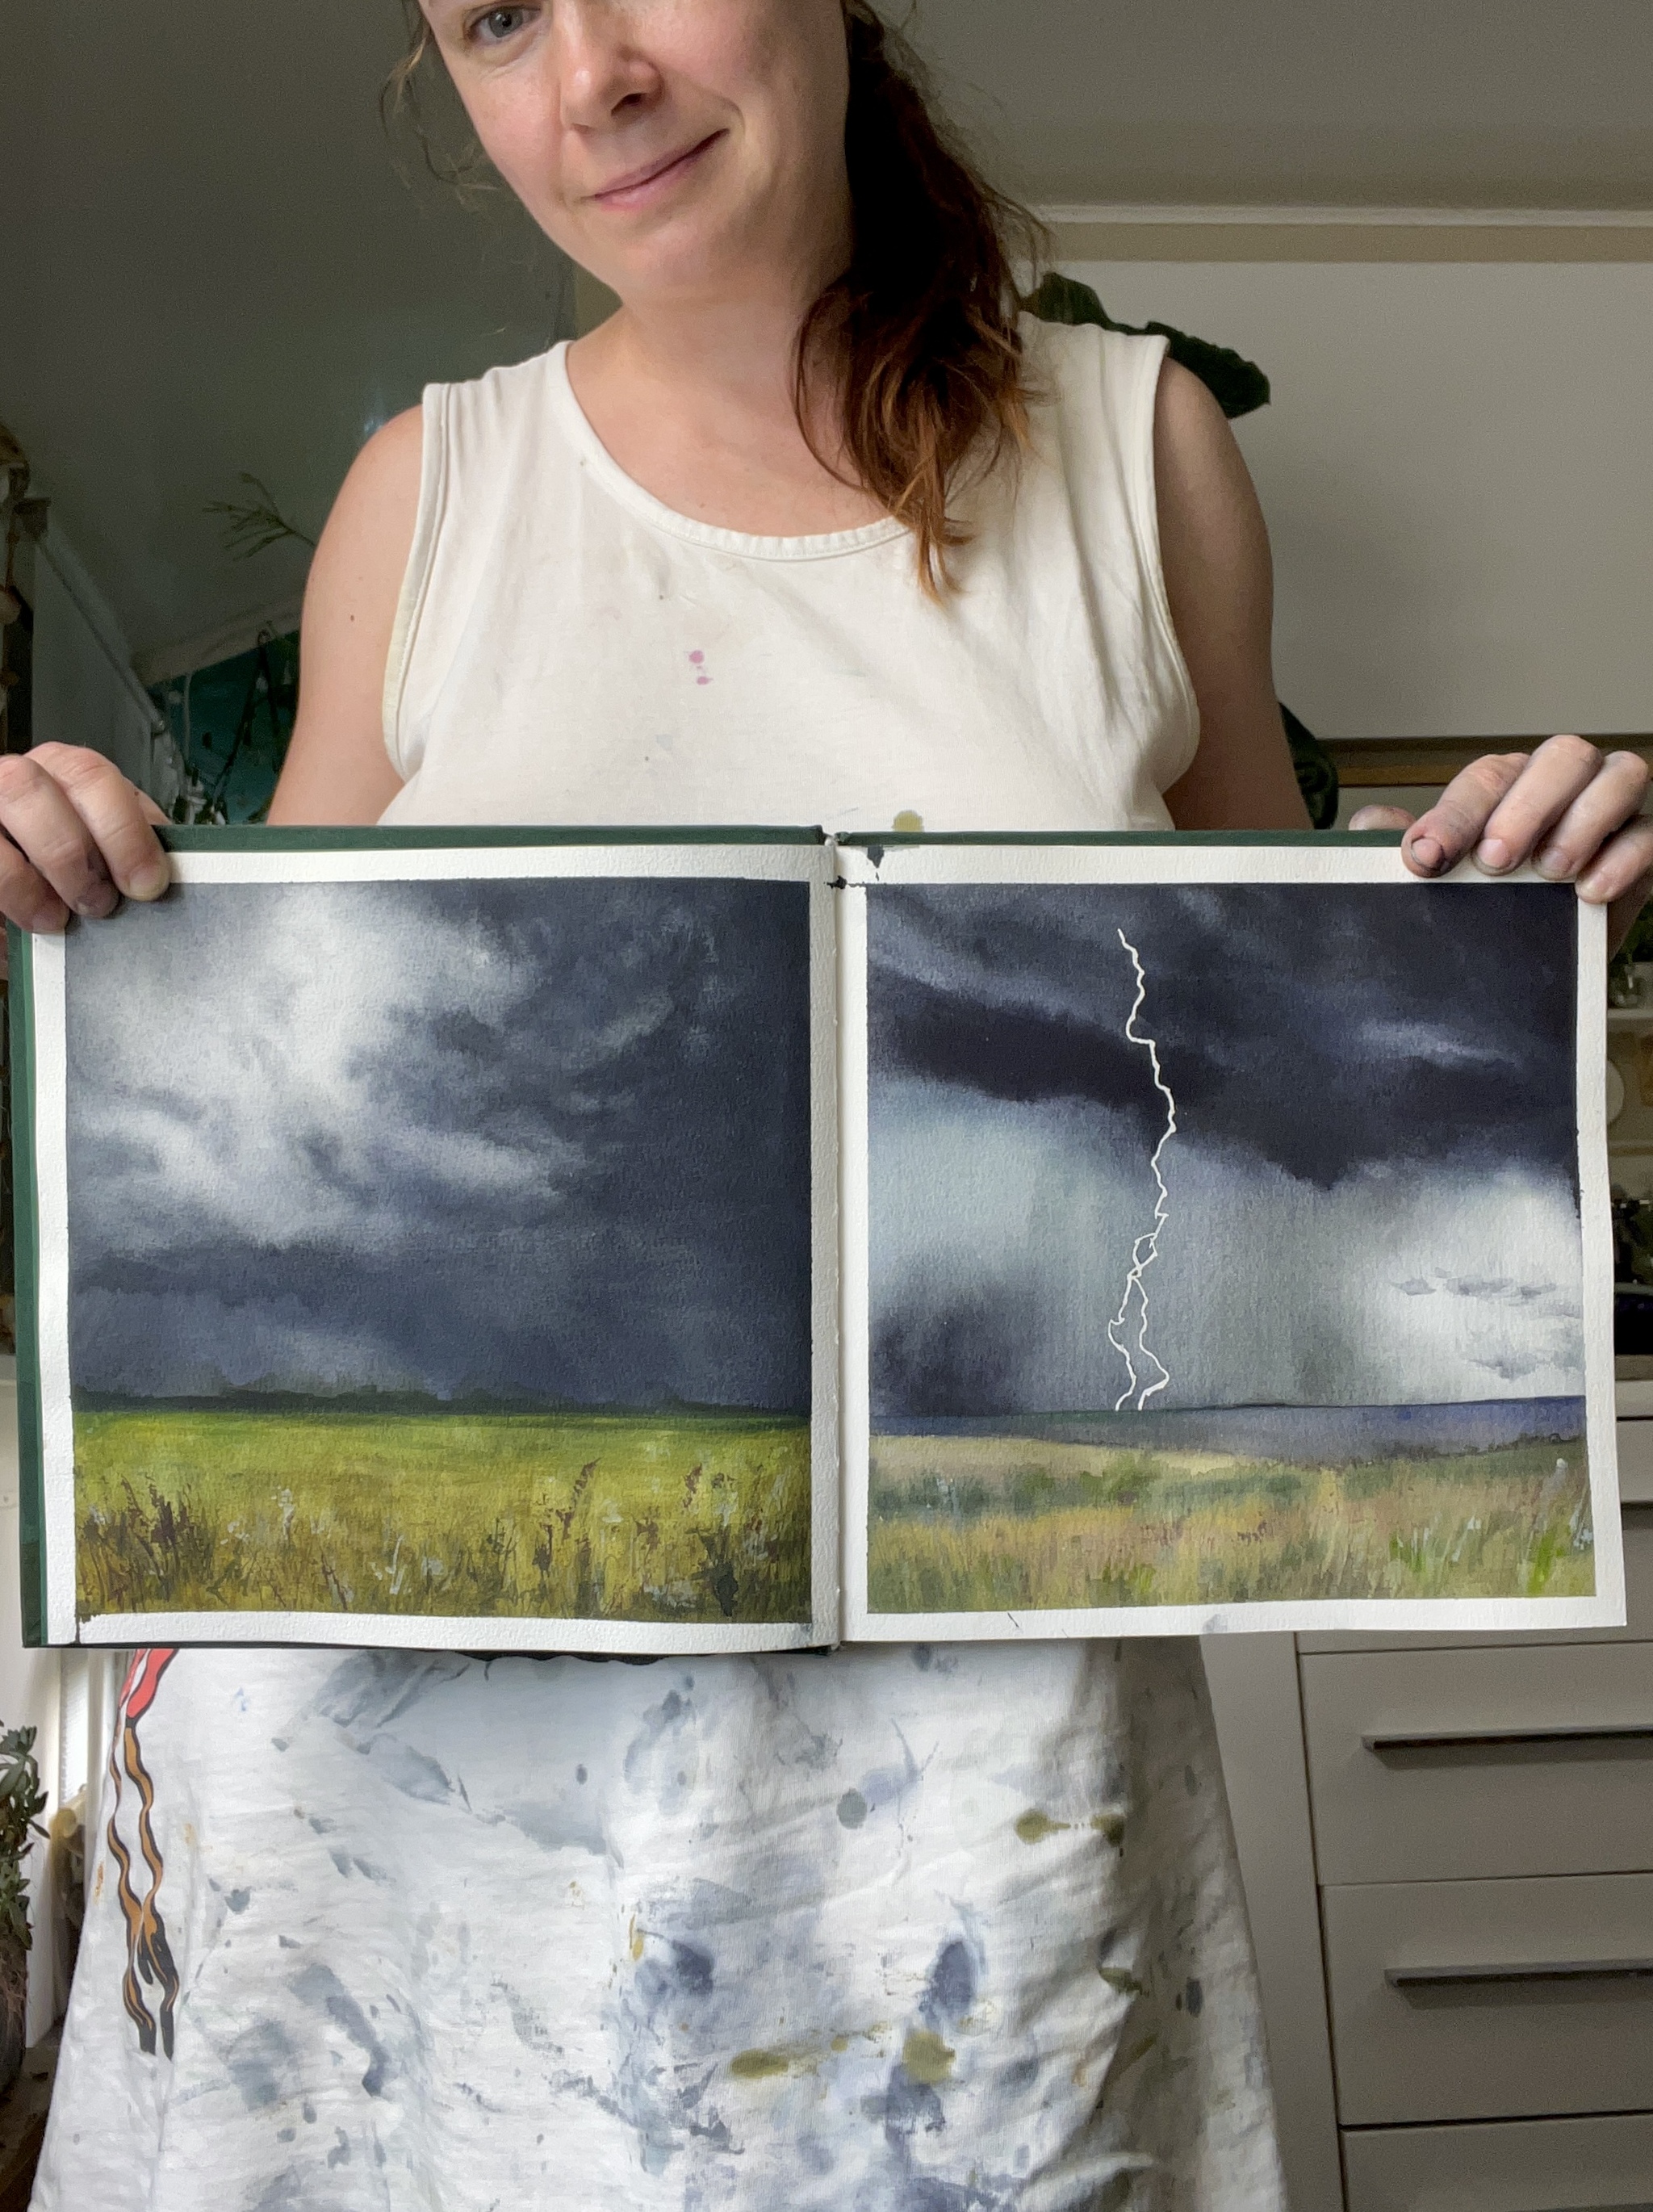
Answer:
[{"xmin": 588, "ymin": 214, "xmax": 773, "ymax": 312}]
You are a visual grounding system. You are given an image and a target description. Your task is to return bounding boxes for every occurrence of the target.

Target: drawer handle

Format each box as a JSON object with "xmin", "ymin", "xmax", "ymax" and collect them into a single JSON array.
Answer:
[
  {"xmin": 1387, "ymin": 1958, "xmax": 1653, "ymax": 1989},
  {"xmin": 1366, "ymin": 1724, "xmax": 1653, "ymax": 1753}
]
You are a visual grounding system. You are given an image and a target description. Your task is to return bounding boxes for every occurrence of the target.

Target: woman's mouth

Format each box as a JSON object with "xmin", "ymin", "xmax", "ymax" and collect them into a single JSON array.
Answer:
[{"xmin": 591, "ymin": 133, "xmax": 725, "ymax": 212}]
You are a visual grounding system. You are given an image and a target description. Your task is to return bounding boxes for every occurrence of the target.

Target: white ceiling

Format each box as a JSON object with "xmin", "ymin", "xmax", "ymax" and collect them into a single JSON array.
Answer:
[
  {"xmin": 919, "ymin": 0, "xmax": 1653, "ymax": 211},
  {"xmin": 3, "ymin": 0, "xmax": 1650, "ymax": 674}
]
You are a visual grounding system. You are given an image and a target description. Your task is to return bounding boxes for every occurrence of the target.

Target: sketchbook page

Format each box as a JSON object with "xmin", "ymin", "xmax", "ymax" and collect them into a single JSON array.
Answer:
[
  {"xmin": 838, "ymin": 836, "xmax": 1620, "ymax": 1642},
  {"xmin": 20, "ymin": 835, "xmax": 839, "ymax": 1654}
]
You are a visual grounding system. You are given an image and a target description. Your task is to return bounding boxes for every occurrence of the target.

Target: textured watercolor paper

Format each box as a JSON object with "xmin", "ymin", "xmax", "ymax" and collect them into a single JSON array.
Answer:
[
  {"xmin": 839, "ymin": 840, "xmax": 1619, "ymax": 1642},
  {"xmin": 15, "ymin": 833, "xmax": 1617, "ymax": 1649},
  {"xmin": 20, "ymin": 840, "xmax": 839, "ymax": 1651}
]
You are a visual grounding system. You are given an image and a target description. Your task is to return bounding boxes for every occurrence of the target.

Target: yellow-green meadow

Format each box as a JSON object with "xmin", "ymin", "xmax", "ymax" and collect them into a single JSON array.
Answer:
[
  {"xmin": 75, "ymin": 1404, "xmax": 811, "ymax": 1625},
  {"xmin": 868, "ymin": 1431, "xmax": 1593, "ymax": 1612}
]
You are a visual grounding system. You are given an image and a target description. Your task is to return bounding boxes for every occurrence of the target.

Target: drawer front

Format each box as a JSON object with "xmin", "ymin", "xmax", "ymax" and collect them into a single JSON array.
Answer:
[
  {"xmin": 1324, "ymin": 1873, "xmax": 1653, "ymax": 2125},
  {"xmin": 1344, "ymin": 2111, "xmax": 1653, "ymax": 2211},
  {"xmin": 1303, "ymin": 1642, "xmax": 1653, "ymax": 1883},
  {"xmin": 1302, "ymin": 1508, "xmax": 1653, "ymax": 1653}
]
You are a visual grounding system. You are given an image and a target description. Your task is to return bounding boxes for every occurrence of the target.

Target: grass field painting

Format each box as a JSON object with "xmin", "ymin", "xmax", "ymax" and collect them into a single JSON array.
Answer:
[
  {"xmin": 864, "ymin": 877, "xmax": 1597, "ymax": 1623},
  {"xmin": 63, "ymin": 870, "xmax": 818, "ymax": 1637},
  {"xmin": 868, "ymin": 1405, "xmax": 1591, "ymax": 1614},
  {"xmin": 74, "ymin": 1404, "xmax": 811, "ymax": 1625}
]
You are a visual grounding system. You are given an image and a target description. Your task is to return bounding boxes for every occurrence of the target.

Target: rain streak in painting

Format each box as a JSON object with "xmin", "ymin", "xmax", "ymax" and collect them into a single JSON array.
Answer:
[{"xmin": 865, "ymin": 879, "xmax": 1592, "ymax": 1617}]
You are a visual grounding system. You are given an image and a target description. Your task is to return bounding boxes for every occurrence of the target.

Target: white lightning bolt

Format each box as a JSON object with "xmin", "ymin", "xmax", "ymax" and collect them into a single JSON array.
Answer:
[{"xmin": 1107, "ymin": 928, "xmax": 1178, "ymax": 1412}]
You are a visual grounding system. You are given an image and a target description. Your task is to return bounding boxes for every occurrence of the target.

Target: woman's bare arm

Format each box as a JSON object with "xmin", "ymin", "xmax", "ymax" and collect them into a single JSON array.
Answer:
[
  {"xmin": 1153, "ymin": 359, "xmax": 1309, "ymax": 835},
  {"xmin": 266, "ymin": 406, "xmax": 424, "ymax": 827}
]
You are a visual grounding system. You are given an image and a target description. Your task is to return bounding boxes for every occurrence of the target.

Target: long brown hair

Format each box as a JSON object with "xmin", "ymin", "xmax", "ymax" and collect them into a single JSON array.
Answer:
[
  {"xmin": 806, "ymin": 3, "xmax": 1038, "ymax": 591},
  {"xmin": 390, "ymin": 3, "xmax": 1039, "ymax": 591}
]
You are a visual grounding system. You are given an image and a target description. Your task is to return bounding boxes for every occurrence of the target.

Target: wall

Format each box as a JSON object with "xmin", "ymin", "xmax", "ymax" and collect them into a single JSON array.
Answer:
[
  {"xmin": 23, "ymin": 526, "xmax": 178, "ymax": 804},
  {"xmin": 1061, "ymin": 255, "xmax": 1653, "ymax": 742},
  {"xmin": 3, "ymin": 0, "xmax": 574, "ymax": 680}
]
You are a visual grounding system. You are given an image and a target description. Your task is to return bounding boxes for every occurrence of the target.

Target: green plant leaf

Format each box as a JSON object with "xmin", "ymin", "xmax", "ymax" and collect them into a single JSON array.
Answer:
[{"xmin": 1023, "ymin": 272, "xmax": 1271, "ymax": 420}]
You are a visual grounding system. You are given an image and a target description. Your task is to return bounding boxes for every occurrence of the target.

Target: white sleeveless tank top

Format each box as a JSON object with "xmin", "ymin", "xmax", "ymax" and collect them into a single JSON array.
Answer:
[
  {"xmin": 35, "ymin": 320, "xmax": 1287, "ymax": 2212},
  {"xmin": 380, "ymin": 318, "xmax": 1198, "ymax": 832}
]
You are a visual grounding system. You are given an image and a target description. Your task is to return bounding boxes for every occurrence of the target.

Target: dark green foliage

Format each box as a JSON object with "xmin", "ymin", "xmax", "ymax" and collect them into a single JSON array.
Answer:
[
  {"xmin": 152, "ymin": 630, "xmax": 299, "ymax": 826},
  {"xmin": 1281, "ymin": 704, "xmax": 1341, "ymax": 829},
  {"xmin": 0, "ymin": 1727, "xmax": 47, "ymax": 1953},
  {"xmin": 1023, "ymin": 272, "xmax": 1270, "ymax": 420}
]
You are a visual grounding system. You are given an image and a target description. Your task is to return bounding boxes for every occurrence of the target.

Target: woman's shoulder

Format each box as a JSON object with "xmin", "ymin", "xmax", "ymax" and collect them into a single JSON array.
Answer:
[
  {"xmin": 427, "ymin": 341, "xmax": 571, "ymax": 436},
  {"xmin": 1022, "ymin": 309, "xmax": 1159, "ymax": 383},
  {"xmin": 1013, "ymin": 309, "xmax": 1168, "ymax": 468}
]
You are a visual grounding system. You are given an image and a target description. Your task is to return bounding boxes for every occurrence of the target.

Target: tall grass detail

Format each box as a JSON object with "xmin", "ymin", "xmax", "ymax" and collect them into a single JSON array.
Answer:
[
  {"xmin": 75, "ymin": 1406, "xmax": 811, "ymax": 1625},
  {"xmin": 868, "ymin": 1433, "xmax": 1592, "ymax": 1612}
]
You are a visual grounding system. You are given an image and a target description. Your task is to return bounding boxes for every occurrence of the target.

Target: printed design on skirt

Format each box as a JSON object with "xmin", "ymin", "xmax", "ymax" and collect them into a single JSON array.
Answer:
[{"xmin": 105, "ymin": 1648, "xmax": 180, "ymax": 2058}]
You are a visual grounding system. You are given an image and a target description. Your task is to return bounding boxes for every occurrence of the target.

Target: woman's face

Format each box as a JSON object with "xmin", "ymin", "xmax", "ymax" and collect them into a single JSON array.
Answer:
[{"xmin": 419, "ymin": 0, "xmax": 853, "ymax": 308}]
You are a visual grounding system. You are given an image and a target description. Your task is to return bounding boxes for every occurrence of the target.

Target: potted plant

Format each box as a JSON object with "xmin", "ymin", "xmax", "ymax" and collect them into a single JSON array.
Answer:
[{"xmin": 0, "ymin": 1725, "xmax": 48, "ymax": 2094}]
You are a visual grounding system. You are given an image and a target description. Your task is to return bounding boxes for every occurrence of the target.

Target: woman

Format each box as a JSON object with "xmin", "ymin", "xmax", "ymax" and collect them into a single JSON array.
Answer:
[{"xmin": 18, "ymin": 3, "xmax": 1652, "ymax": 2206}]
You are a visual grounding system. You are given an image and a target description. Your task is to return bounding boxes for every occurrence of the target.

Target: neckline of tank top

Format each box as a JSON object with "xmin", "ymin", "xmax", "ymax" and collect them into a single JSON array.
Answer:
[{"xmin": 545, "ymin": 341, "xmax": 913, "ymax": 563}]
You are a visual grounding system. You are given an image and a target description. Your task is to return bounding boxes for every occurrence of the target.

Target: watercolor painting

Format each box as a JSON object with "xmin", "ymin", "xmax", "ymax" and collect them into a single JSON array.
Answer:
[
  {"xmin": 864, "ymin": 880, "xmax": 1592, "ymax": 1615},
  {"xmin": 64, "ymin": 875, "xmax": 814, "ymax": 1629}
]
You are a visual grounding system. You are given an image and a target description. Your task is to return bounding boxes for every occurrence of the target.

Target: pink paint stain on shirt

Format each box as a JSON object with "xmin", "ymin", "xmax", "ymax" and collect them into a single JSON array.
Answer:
[{"xmin": 688, "ymin": 650, "xmax": 711, "ymax": 687}]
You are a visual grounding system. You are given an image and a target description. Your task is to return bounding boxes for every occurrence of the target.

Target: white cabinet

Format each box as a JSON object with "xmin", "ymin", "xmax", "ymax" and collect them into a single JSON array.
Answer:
[{"xmin": 1205, "ymin": 1426, "xmax": 1653, "ymax": 2210}]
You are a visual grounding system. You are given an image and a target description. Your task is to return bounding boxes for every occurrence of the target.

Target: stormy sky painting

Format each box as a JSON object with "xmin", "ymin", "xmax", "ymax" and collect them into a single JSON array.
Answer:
[
  {"xmin": 65, "ymin": 876, "xmax": 814, "ymax": 1414},
  {"xmin": 868, "ymin": 882, "xmax": 1583, "ymax": 1421}
]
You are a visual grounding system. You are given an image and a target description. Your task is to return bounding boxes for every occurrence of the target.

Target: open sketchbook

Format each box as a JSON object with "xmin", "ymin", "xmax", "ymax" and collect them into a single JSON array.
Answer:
[{"xmin": 8, "ymin": 827, "xmax": 1619, "ymax": 1652}]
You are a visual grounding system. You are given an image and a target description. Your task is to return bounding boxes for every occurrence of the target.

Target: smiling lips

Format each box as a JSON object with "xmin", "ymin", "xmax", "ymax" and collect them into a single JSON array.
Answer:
[{"xmin": 591, "ymin": 132, "xmax": 723, "ymax": 210}]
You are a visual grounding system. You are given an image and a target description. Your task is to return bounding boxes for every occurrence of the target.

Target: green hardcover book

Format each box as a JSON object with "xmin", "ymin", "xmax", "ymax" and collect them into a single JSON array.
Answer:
[{"xmin": 8, "ymin": 825, "xmax": 1620, "ymax": 1652}]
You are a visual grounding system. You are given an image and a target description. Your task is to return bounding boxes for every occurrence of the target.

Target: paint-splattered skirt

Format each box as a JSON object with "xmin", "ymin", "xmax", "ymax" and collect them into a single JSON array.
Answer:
[{"xmin": 34, "ymin": 1640, "xmax": 1284, "ymax": 2210}]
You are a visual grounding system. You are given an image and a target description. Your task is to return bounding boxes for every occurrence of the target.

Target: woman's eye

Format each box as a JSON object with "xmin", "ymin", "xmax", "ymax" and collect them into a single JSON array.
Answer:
[{"xmin": 470, "ymin": 6, "xmax": 532, "ymax": 44}]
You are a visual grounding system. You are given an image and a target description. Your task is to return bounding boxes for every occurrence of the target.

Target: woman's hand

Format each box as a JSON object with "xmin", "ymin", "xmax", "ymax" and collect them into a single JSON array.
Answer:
[
  {"xmin": 0, "ymin": 744, "xmax": 170, "ymax": 933},
  {"xmin": 1350, "ymin": 735, "xmax": 1653, "ymax": 953}
]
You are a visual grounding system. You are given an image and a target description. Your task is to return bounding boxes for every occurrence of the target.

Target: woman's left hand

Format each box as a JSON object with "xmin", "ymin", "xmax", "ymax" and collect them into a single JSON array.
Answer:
[{"xmin": 1350, "ymin": 734, "xmax": 1653, "ymax": 954}]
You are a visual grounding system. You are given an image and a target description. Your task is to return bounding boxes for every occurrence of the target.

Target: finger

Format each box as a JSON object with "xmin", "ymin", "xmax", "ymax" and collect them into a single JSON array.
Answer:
[
  {"xmin": 1580, "ymin": 818, "xmax": 1653, "ymax": 907},
  {"xmin": 1348, "ymin": 805, "xmax": 1415, "ymax": 832},
  {"xmin": 0, "ymin": 756, "xmax": 127, "ymax": 918},
  {"xmin": 1467, "ymin": 734, "xmax": 1602, "ymax": 872},
  {"xmin": 1474, "ymin": 733, "xmax": 1617, "ymax": 873},
  {"xmin": 32, "ymin": 744, "xmax": 170, "ymax": 899},
  {"xmin": 0, "ymin": 833, "xmax": 70, "ymax": 934},
  {"xmin": 1400, "ymin": 752, "xmax": 1530, "ymax": 877},
  {"xmin": 1529, "ymin": 748, "xmax": 1651, "ymax": 881}
]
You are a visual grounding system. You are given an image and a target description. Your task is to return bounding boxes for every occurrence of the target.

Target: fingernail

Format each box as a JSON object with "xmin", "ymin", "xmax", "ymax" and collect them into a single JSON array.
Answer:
[
  {"xmin": 1580, "ymin": 869, "xmax": 1609, "ymax": 901},
  {"xmin": 128, "ymin": 862, "xmax": 169, "ymax": 900},
  {"xmin": 1409, "ymin": 835, "xmax": 1446, "ymax": 873},
  {"xmin": 1477, "ymin": 836, "xmax": 1512, "ymax": 872},
  {"xmin": 1535, "ymin": 843, "xmax": 1572, "ymax": 879},
  {"xmin": 74, "ymin": 886, "xmax": 118, "ymax": 920}
]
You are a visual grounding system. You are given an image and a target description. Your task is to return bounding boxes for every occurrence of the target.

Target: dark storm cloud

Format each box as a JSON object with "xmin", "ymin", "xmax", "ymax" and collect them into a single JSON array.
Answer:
[
  {"xmin": 66, "ymin": 877, "xmax": 814, "ymax": 1408},
  {"xmin": 868, "ymin": 882, "xmax": 1578, "ymax": 1189}
]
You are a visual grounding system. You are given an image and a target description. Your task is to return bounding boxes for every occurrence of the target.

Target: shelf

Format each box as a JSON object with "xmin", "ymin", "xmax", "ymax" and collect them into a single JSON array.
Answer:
[
  {"xmin": 1327, "ymin": 735, "xmax": 1653, "ymax": 789},
  {"xmin": 1609, "ymin": 1008, "xmax": 1653, "ymax": 1028}
]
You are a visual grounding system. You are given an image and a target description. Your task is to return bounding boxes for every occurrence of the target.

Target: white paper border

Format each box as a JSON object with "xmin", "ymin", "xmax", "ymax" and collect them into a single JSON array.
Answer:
[
  {"xmin": 40, "ymin": 840, "xmax": 839, "ymax": 1651},
  {"xmin": 31, "ymin": 933, "xmax": 77, "ymax": 1646},
  {"xmin": 808, "ymin": 874, "xmax": 842, "ymax": 1645},
  {"xmin": 839, "ymin": 841, "xmax": 1624, "ymax": 1640}
]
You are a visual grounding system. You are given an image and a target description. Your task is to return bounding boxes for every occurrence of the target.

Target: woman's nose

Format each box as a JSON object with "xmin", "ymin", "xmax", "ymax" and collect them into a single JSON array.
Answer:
[{"xmin": 554, "ymin": 1, "xmax": 665, "ymax": 134}]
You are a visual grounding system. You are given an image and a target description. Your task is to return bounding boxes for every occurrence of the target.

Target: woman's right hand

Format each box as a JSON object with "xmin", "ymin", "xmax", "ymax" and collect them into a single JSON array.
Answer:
[{"xmin": 0, "ymin": 743, "xmax": 171, "ymax": 933}]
